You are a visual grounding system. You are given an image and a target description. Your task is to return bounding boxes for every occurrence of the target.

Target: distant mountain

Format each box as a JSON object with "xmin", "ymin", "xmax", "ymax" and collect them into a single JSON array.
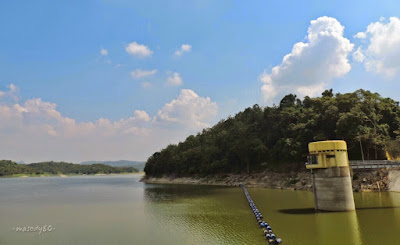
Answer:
[
  {"xmin": 0, "ymin": 160, "xmax": 138, "ymax": 176},
  {"xmin": 80, "ymin": 160, "xmax": 145, "ymax": 171}
]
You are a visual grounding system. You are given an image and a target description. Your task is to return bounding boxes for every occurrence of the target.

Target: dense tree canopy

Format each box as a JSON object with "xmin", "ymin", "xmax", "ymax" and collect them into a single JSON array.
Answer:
[{"xmin": 145, "ymin": 89, "xmax": 400, "ymax": 177}]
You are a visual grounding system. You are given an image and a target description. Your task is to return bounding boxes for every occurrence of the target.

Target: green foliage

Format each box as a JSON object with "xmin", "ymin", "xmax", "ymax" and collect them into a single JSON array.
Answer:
[
  {"xmin": 287, "ymin": 178, "xmax": 300, "ymax": 185},
  {"xmin": 385, "ymin": 139, "xmax": 400, "ymax": 159},
  {"xmin": 0, "ymin": 160, "xmax": 43, "ymax": 176},
  {"xmin": 144, "ymin": 89, "xmax": 400, "ymax": 177},
  {"xmin": 0, "ymin": 160, "xmax": 138, "ymax": 177}
]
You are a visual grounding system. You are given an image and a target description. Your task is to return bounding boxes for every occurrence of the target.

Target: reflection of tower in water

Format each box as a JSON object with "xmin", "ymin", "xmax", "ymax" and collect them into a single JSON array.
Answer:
[
  {"xmin": 354, "ymin": 191, "xmax": 400, "ymax": 244},
  {"xmin": 389, "ymin": 191, "xmax": 400, "ymax": 229},
  {"xmin": 314, "ymin": 211, "xmax": 362, "ymax": 245}
]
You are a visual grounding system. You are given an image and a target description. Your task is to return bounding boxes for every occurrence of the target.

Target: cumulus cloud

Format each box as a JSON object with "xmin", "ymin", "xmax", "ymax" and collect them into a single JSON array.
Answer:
[
  {"xmin": 354, "ymin": 17, "xmax": 400, "ymax": 77},
  {"xmin": 155, "ymin": 89, "xmax": 218, "ymax": 129},
  {"xmin": 174, "ymin": 44, "xmax": 192, "ymax": 56},
  {"xmin": 100, "ymin": 48, "xmax": 108, "ymax": 56},
  {"xmin": 130, "ymin": 69, "xmax": 157, "ymax": 79},
  {"xmin": 260, "ymin": 16, "xmax": 354, "ymax": 102},
  {"xmin": 133, "ymin": 110, "xmax": 150, "ymax": 122},
  {"xmin": 126, "ymin": 42, "xmax": 153, "ymax": 57},
  {"xmin": 354, "ymin": 32, "xmax": 366, "ymax": 39},
  {"xmin": 352, "ymin": 47, "xmax": 365, "ymax": 62},
  {"xmin": 260, "ymin": 75, "xmax": 278, "ymax": 103},
  {"xmin": 0, "ymin": 85, "xmax": 217, "ymax": 162},
  {"xmin": 0, "ymin": 83, "xmax": 19, "ymax": 102},
  {"xmin": 166, "ymin": 72, "xmax": 183, "ymax": 86}
]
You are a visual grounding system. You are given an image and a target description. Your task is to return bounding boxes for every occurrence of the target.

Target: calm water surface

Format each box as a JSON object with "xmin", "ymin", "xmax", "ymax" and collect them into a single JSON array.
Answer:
[{"xmin": 0, "ymin": 174, "xmax": 399, "ymax": 245}]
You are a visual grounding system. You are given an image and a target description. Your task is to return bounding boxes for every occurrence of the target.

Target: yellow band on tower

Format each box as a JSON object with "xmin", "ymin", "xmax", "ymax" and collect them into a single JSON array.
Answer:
[{"xmin": 306, "ymin": 140, "xmax": 349, "ymax": 169}]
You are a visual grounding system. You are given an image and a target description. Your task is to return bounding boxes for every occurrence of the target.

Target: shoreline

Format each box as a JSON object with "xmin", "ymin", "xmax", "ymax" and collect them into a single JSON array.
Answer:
[
  {"xmin": 0, "ymin": 172, "xmax": 143, "ymax": 178},
  {"xmin": 142, "ymin": 168, "xmax": 395, "ymax": 192},
  {"xmin": 142, "ymin": 172, "xmax": 313, "ymax": 190}
]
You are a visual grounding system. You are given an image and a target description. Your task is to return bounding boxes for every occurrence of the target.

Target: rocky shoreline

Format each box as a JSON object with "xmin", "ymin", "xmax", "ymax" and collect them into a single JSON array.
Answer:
[{"xmin": 142, "ymin": 168, "xmax": 399, "ymax": 192}]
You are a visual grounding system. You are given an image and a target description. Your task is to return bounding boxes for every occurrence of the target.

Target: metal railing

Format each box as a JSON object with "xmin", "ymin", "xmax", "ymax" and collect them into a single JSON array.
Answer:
[{"xmin": 349, "ymin": 160, "xmax": 400, "ymax": 169}]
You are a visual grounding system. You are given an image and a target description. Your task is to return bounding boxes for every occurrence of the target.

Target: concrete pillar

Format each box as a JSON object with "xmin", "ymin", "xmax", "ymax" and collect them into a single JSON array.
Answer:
[
  {"xmin": 306, "ymin": 140, "xmax": 355, "ymax": 212},
  {"xmin": 312, "ymin": 167, "xmax": 355, "ymax": 211},
  {"xmin": 389, "ymin": 170, "xmax": 400, "ymax": 192}
]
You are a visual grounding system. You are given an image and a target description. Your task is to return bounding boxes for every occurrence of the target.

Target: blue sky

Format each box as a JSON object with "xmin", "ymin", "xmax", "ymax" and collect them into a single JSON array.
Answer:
[{"xmin": 1, "ymin": 0, "xmax": 400, "ymax": 162}]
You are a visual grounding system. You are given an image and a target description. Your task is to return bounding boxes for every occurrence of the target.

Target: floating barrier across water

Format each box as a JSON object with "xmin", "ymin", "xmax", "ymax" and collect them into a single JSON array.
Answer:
[{"xmin": 241, "ymin": 185, "xmax": 282, "ymax": 244}]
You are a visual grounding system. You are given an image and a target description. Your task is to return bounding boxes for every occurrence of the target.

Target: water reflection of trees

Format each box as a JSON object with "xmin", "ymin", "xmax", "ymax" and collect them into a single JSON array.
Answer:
[
  {"xmin": 143, "ymin": 184, "xmax": 224, "ymax": 203},
  {"xmin": 142, "ymin": 185, "xmax": 263, "ymax": 244}
]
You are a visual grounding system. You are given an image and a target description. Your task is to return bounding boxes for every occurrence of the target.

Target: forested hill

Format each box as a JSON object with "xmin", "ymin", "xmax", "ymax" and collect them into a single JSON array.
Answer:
[
  {"xmin": 0, "ymin": 160, "xmax": 138, "ymax": 177},
  {"xmin": 144, "ymin": 89, "xmax": 400, "ymax": 177},
  {"xmin": 80, "ymin": 160, "xmax": 145, "ymax": 171}
]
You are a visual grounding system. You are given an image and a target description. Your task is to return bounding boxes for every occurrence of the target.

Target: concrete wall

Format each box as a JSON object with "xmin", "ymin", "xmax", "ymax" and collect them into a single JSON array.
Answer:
[
  {"xmin": 389, "ymin": 170, "xmax": 400, "ymax": 192},
  {"xmin": 312, "ymin": 167, "xmax": 355, "ymax": 211}
]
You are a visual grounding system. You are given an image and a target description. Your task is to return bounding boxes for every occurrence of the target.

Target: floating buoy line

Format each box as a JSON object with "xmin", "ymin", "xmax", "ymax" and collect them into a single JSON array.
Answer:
[{"xmin": 241, "ymin": 185, "xmax": 282, "ymax": 244}]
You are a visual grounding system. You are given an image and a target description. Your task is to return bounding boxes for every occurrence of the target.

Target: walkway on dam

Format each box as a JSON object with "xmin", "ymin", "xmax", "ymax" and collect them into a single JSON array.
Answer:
[{"xmin": 349, "ymin": 160, "xmax": 400, "ymax": 169}]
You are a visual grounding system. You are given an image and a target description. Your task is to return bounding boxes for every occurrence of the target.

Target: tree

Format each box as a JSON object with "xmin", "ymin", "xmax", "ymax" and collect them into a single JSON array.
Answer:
[{"xmin": 144, "ymin": 89, "xmax": 400, "ymax": 177}]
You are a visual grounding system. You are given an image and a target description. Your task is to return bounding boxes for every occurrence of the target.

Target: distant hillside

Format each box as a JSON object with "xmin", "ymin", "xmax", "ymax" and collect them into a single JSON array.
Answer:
[
  {"xmin": 81, "ymin": 160, "xmax": 145, "ymax": 171},
  {"xmin": 0, "ymin": 160, "xmax": 138, "ymax": 176},
  {"xmin": 145, "ymin": 89, "xmax": 400, "ymax": 177}
]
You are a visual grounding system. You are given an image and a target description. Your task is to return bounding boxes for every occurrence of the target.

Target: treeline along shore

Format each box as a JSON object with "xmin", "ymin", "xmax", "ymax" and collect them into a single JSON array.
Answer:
[
  {"xmin": 143, "ymin": 89, "xmax": 400, "ymax": 191},
  {"xmin": 0, "ymin": 160, "xmax": 138, "ymax": 177}
]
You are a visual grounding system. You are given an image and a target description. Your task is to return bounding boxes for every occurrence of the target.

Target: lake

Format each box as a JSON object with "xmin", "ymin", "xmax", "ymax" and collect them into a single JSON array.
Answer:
[{"xmin": 0, "ymin": 174, "xmax": 399, "ymax": 245}]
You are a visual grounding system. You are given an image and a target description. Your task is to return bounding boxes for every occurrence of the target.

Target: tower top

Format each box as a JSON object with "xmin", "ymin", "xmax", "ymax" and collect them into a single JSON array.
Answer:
[{"xmin": 306, "ymin": 140, "xmax": 348, "ymax": 169}]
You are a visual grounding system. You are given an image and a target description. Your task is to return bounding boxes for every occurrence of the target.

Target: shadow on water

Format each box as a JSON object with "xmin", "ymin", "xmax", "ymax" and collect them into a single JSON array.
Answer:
[
  {"xmin": 279, "ymin": 206, "xmax": 400, "ymax": 215},
  {"xmin": 278, "ymin": 208, "xmax": 316, "ymax": 214}
]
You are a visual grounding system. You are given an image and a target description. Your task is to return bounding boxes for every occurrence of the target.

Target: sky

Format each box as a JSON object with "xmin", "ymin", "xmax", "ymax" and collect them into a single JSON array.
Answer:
[{"xmin": 1, "ymin": 0, "xmax": 400, "ymax": 163}]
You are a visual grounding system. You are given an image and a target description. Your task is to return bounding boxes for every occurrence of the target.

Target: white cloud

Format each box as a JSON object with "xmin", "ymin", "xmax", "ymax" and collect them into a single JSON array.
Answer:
[
  {"xmin": 126, "ymin": 42, "xmax": 153, "ymax": 57},
  {"xmin": 9, "ymin": 83, "xmax": 18, "ymax": 93},
  {"xmin": 260, "ymin": 16, "xmax": 354, "ymax": 102},
  {"xmin": 130, "ymin": 69, "xmax": 157, "ymax": 79},
  {"xmin": 166, "ymin": 72, "xmax": 183, "ymax": 86},
  {"xmin": 0, "ymin": 83, "xmax": 19, "ymax": 102},
  {"xmin": 0, "ymin": 85, "xmax": 218, "ymax": 162},
  {"xmin": 181, "ymin": 44, "xmax": 191, "ymax": 52},
  {"xmin": 354, "ymin": 32, "xmax": 366, "ymax": 39},
  {"xmin": 260, "ymin": 74, "xmax": 277, "ymax": 103},
  {"xmin": 352, "ymin": 47, "xmax": 365, "ymax": 62},
  {"xmin": 354, "ymin": 17, "xmax": 400, "ymax": 77},
  {"xmin": 133, "ymin": 110, "xmax": 150, "ymax": 122},
  {"xmin": 141, "ymin": 82, "xmax": 152, "ymax": 88},
  {"xmin": 155, "ymin": 89, "xmax": 218, "ymax": 129},
  {"xmin": 296, "ymin": 83, "xmax": 328, "ymax": 98},
  {"xmin": 100, "ymin": 48, "xmax": 108, "ymax": 56},
  {"xmin": 174, "ymin": 44, "xmax": 192, "ymax": 56}
]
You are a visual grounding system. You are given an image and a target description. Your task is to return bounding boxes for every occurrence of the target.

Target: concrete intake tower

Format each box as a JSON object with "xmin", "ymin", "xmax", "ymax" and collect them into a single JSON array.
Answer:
[{"xmin": 306, "ymin": 140, "xmax": 355, "ymax": 211}]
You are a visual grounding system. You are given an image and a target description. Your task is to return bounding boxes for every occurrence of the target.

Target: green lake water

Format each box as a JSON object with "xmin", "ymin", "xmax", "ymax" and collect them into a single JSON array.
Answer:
[{"xmin": 0, "ymin": 174, "xmax": 399, "ymax": 245}]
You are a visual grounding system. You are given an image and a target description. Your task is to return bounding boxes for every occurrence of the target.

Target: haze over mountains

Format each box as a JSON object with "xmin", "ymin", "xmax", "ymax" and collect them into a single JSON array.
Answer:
[{"xmin": 81, "ymin": 160, "xmax": 145, "ymax": 171}]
